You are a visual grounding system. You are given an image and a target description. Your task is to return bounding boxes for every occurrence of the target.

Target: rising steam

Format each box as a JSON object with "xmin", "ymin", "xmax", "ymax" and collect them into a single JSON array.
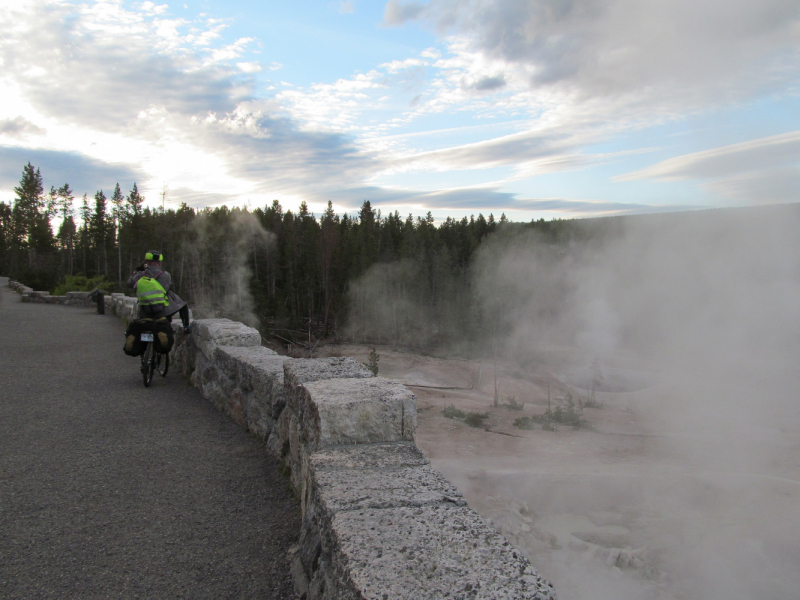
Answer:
[
  {"xmin": 182, "ymin": 209, "xmax": 274, "ymax": 328},
  {"xmin": 468, "ymin": 205, "xmax": 800, "ymax": 600},
  {"xmin": 344, "ymin": 204, "xmax": 800, "ymax": 599}
]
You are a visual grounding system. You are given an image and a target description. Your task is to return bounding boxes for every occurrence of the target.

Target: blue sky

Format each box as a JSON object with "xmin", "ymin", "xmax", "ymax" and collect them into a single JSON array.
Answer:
[{"xmin": 0, "ymin": 0, "xmax": 798, "ymax": 221}]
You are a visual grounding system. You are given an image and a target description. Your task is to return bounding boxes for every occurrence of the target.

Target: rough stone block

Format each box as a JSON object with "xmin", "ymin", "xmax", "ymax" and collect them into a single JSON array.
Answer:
[
  {"xmin": 215, "ymin": 346, "xmax": 287, "ymax": 436},
  {"xmin": 208, "ymin": 346, "xmax": 286, "ymax": 439},
  {"xmin": 299, "ymin": 378, "xmax": 416, "ymax": 451},
  {"xmin": 332, "ymin": 506, "xmax": 556, "ymax": 600},
  {"xmin": 284, "ymin": 357, "xmax": 373, "ymax": 415},
  {"xmin": 310, "ymin": 443, "xmax": 465, "ymax": 514},
  {"xmin": 171, "ymin": 327, "xmax": 196, "ymax": 380},
  {"xmin": 311, "ymin": 440, "xmax": 428, "ymax": 471},
  {"xmin": 192, "ymin": 318, "xmax": 261, "ymax": 360}
]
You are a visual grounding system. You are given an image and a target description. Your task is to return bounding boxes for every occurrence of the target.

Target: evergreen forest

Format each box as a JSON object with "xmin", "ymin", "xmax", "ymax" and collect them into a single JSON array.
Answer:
[{"xmin": 1, "ymin": 162, "xmax": 621, "ymax": 350}]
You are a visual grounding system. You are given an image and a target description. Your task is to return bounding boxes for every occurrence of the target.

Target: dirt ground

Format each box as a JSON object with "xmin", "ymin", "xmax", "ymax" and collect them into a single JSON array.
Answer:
[{"xmin": 314, "ymin": 342, "xmax": 800, "ymax": 600}]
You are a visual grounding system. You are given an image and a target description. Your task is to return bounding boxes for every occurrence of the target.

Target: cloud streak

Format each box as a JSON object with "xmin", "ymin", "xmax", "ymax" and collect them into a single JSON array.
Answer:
[
  {"xmin": 618, "ymin": 131, "xmax": 800, "ymax": 181},
  {"xmin": 618, "ymin": 130, "xmax": 800, "ymax": 204}
]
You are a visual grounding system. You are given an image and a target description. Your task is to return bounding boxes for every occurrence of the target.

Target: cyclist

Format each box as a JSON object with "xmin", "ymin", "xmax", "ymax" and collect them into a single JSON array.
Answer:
[{"xmin": 127, "ymin": 250, "xmax": 190, "ymax": 333}]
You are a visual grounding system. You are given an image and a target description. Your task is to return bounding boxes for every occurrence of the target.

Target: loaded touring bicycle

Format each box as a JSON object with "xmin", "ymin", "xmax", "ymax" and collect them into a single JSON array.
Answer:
[{"xmin": 124, "ymin": 317, "xmax": 174, "ymax": 387}]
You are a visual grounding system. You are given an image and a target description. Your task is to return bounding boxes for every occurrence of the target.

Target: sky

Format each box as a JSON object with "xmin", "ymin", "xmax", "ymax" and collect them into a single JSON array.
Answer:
[{"xmin": 0, "ymin": 0, "xmax": 798, "ymax": 221}]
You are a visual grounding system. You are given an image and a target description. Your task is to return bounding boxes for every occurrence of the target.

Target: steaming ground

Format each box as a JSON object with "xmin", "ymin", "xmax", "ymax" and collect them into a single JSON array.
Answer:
[{"xmin": 317, "ymin": 343, "xmax": 800, "ymax": 600}]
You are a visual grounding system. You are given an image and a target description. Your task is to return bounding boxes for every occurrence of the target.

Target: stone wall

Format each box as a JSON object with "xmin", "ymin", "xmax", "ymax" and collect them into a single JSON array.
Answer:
[
  {"xmin": 6, "ymin": 280, "xmax": 556, "ymax": 600},
  {"xmin": 8, "ymin": 281, "xmax": 139, "ymax": 322}
]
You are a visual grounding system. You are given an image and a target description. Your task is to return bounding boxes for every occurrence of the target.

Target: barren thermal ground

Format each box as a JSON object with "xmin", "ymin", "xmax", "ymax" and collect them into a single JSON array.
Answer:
[{"xmin": 317, "ymin": 343, "xmax": 800, "ymax": 600}]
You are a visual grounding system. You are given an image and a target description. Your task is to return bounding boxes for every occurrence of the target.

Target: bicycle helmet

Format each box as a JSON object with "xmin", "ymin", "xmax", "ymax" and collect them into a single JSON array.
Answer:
[{"xmin": 145, "ymin": 251, "xmax": 164, "ymax": 262}]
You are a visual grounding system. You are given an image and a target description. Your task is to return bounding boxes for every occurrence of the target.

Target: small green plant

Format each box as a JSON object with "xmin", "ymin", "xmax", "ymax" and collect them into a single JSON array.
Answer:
[
  {"xmin": 464, "ymin": 411, "xmax": 490, "ymax": 428},
  {"xmin": 443, "ymin": 405, "xmax": 466, "ymax": 419},
  {"xmin": 364, "ymin": 347, "xmax": 379, "ymax": 376},
  {"xmin": 503, "ymin": 396, "xmax": 524, "ymax": 411}
]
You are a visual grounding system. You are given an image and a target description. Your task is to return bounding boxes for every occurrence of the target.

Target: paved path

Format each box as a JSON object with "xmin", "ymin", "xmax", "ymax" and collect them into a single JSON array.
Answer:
[{"xmin": 0, "ymin": 279, "xmax": 300, "ymax": 599}]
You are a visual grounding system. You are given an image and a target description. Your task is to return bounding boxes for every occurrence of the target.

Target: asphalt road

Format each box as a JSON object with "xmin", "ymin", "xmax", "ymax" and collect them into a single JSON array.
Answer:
[{"xmin": 0, "ymin": 278, "xmax": 300, "ymax": 599}]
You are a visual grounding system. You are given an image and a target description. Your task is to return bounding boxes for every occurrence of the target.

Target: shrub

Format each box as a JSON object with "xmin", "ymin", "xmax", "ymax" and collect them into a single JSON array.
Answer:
[
  {"xmin": 516, "ymin": 393, "xmax": 589, "ymax": 431},
  {"xmin": 443, "ymin": 405, "xmax": 466, "ymax": 419},
  {"xmin": 504, "ymin": 396, "xmax": 524, "ymax": 411},
  {"xmin": 464, "ymin": 411, "xmax": 489, "ymax": 428},
  {"xmin": 513, "ymin": 416, "xmax": 536, "ymax": 430}
]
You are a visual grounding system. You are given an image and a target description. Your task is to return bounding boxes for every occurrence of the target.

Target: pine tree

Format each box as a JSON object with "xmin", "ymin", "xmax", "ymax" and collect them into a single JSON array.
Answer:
[
  {"xmin": 57, "ymin": 215, "xmax": 77, "ymax": 276},
  {"xmin": 92, "ymin": 190, "xmax": 108, "ymax": 275},
  {"xmin": 321, "ymin": 200, "xmax": 338, "ymax": 336},
  {"xmin": 56, "ymin": 184, "xmax": 75, "ymax": 274},
  {"xmin": 79, "ymin": 194, "xmax": 91, "ymax": 275},
  {"xmin": 0, "ymin": 201, "xmax": 12, "ymax": 274},
  {"xmin": 11, "ymin": 163, "xmax": 45, "ymax": 264},
  {"xmin": 111, "ymin": 183, "xmax": 124, "ymax": 282},
  {"xmin": 125, "ymin": 183, "xmax": 145, "ymax": 270}
]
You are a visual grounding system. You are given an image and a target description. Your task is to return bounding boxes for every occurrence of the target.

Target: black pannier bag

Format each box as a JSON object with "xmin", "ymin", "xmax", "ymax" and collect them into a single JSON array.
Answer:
[
  {"xmin": 123, "ymin": 319, "xmax": 147, "ymax": 356},
  {"xmin": 152, "ymin": 317, "xmax": 175, "ymax": 354},
  {"xmin": 123, "ymin": 318, "xmax": 174, "ymax": 356}
]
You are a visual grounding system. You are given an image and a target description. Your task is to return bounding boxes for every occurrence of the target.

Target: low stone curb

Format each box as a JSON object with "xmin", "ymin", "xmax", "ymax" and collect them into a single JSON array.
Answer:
[{"xmin": 5, "ymin": 279, "xmax": 557, "ymax": 600}]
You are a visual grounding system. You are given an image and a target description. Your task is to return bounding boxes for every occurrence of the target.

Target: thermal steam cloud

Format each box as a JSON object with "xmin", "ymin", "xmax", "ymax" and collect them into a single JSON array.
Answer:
[
  {"xmin": 181, "ymin": 209, "xmax": 274, "ymax": 328},
  {"xmin": 344, "ymin": 204, "xmax": 800, "ymax": 599}
]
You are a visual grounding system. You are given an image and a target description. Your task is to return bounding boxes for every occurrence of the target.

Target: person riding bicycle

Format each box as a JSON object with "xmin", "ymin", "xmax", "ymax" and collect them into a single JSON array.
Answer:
[{"xmin": 127, "ymin": 250, "xmax": 190, "ymax": 333}]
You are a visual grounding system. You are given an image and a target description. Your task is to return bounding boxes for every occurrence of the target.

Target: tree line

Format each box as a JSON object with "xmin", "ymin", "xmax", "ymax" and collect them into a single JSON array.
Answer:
[{"xmin": 1, "ymin": 161, "xmax": 607, "ymax": 348}]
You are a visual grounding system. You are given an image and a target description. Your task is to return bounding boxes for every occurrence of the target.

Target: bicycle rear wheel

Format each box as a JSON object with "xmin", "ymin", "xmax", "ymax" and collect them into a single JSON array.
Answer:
[
  {"xmin": 142, "ymin": 343, "xmax": 155, "ymax": 387},
  {"xmin": 154, "ymin": 351, "xmax": 168, "ymax": 377},
  {"xmin": 160, "ymin": 352, "xmax": 169, "ymax": 377}
]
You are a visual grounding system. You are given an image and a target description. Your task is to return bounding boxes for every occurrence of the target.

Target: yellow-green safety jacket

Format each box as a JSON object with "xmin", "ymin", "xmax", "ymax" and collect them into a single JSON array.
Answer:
[{"xmin": 136, "ymin": 276, "xmax": 169, "ymax": 309}]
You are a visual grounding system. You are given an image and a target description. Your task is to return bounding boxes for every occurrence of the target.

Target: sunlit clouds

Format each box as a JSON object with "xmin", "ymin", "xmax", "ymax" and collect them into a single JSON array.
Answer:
[{"xmin": 0, "ymin": 0, "xmax": 798, "ymax": 218}]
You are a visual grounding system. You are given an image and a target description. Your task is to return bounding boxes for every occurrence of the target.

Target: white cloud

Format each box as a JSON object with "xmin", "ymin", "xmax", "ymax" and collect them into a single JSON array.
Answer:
[
  {"xmin": 204, "ymin": 37, "xmax": 255, "ymax": 65},
  {"xmin": 138, "ymin": 2, "xmax": 169, "ymax": 16},
  {"xmin": 339, "ymin": 0, "xmax": 355, "ymax": 14},
  {"xmin": 380, "ymin": 57, "xmax": 426, "ymax": 73},
  {"xmin": 277, "ymin": 71, "xmax": 386, "ymax": 133},
  {"xmin": 237, "ymin": 61, "xmax": 262, "ymax": 73}
]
